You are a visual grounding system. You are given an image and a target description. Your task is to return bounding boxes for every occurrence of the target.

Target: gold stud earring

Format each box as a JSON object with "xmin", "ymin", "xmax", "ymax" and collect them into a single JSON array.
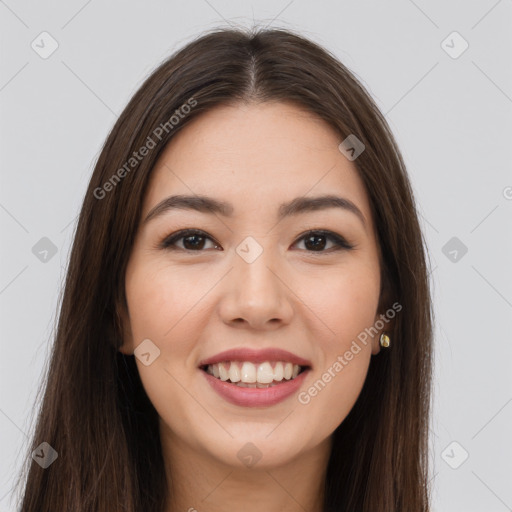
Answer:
[{"xmin": 379, "ymin": 333, "xmax": 390, "ymax": 348}]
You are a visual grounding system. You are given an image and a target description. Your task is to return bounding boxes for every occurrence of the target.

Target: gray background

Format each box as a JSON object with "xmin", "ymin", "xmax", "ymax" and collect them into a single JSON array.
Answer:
[{"xmin": 1, "ymin": 1, "xmax": 511, "ymax": 510}]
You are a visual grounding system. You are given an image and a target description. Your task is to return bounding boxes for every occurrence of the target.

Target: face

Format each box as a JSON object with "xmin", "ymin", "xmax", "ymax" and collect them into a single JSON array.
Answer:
[{"xmin": 119, "ymin": 101, "xmax": 386, "ymax": 469}]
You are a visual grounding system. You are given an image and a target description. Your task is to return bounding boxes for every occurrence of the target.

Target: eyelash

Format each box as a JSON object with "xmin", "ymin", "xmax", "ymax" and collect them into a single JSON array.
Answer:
[{"xmin": 158, "ymin": 229, "xmax": 355, "ymax": 253}]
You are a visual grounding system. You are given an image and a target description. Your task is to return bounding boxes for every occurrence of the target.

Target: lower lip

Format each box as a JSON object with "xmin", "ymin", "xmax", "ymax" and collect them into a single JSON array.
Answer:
[{"xmin": 201, "ymin": 368, "xmax": 310, "ymax": 407}]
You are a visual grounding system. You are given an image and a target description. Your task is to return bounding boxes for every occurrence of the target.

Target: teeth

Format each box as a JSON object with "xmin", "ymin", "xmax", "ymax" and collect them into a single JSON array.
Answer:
[
  {"xmin": 205, "ymin": 361, "xmax": 303, "ymax": 384},
  {"xmin": 257, "ymin": 362, "xmax": 274, "ymax": 384},
  {"xmin": 218, "ymin": 362, "xmax": 229, "ymax": 381},
  {"xmin": 273, "ymin": 362, "xmax": 284, "ymax": 381},
  {"xmin": 241, "ymin": 362, "xmax": 257, "ymax": 383},
  {"xmin": 228, "ymin": 362, "xmax": 241, "ymax": 382}
]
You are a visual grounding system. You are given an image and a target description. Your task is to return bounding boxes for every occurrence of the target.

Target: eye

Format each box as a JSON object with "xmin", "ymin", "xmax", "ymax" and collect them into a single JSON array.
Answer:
[
  {"xmin": 159, "ymin": 229, "xmax": 353, "ymax": 253},
  {"xmin": 292, "ymin": 230, "xmax": 354, "ymax": 252},
  {"xmin": 159, "ymin": 229, "xmax": 221, "ymax": 251}
]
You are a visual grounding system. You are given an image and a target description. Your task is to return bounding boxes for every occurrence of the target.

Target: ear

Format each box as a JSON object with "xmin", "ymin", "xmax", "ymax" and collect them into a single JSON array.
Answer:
[
  {"xmin": 116, "ymin": 299, "xmax": 135, "ymax": 355},
  {"xmin": 371, "ymin": 269, "xmax": 397, "ymax": 356},
  {"xmin": 371, "ymin": 311, "xmax": 396, "ymax": 355}
]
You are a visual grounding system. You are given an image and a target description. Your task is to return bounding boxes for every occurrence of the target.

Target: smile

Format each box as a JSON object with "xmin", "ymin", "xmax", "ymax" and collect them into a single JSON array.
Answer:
[
  {"xmin": 198, "ymin": 347, "xmax": 312, "ymax": 407},
  {"xmin": 202, "ymin": 361, "xmax": 305, "ymax": 388}
]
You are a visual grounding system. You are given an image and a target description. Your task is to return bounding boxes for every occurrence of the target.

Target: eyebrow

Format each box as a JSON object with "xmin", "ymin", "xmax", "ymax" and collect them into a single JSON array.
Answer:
[{"xmin": 143, "ymin": 194, "xmax": 366, "ymax": 228}]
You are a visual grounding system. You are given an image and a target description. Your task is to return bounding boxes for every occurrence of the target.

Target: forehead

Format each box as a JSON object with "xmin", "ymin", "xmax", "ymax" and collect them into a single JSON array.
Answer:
[{"xmin": 143, "ymin": 102, "xmax": 373, "ymax": 225}]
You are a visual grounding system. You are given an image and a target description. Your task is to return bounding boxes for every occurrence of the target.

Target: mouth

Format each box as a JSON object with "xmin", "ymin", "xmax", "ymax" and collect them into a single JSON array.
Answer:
[
  {"xmin": 197, "ymin": 347, "xmax": 312, "ymax": 406},
  {"xmin": 200, "ymin": 361, "xmax": 309, "ymax": 388}
]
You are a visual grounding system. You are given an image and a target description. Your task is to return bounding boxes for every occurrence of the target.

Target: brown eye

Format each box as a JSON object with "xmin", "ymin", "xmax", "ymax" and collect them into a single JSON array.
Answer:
[
  {"xmin": 161, "ymin": 230, "xmax": 221, "ymax": 251},
  {"xmin": 293, "ymin": 230, "xmax": 354, "ymax": 252},
  {"xmin": 160, "ymin": 229, "xmax": 353, "ymax": 253}
]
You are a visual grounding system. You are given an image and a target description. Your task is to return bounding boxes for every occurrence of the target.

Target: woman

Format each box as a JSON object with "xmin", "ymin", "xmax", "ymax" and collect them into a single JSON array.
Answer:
[{"xmin": 15, "ymin": 27, "xmax": 433, "ymax": 511}]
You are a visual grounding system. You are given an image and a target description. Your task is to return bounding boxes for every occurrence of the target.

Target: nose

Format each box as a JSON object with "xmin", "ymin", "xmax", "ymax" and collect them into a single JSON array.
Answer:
[{"xmin": 217, "ymin": 248, "xmax": 294, "ymax": 330}]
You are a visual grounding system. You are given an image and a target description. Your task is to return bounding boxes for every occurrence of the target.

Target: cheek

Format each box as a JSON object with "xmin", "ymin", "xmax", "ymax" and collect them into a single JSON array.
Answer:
[
  {"xmin": 296, "ymin": 311, "xmax": 375, "ymax": 439},
  {"xmin": 300, "ymin": 259, "xmax": 381, "ymax": 343},
  {"xmin": 124, "ymin": 262, "xmax": 209, "ymax": 427},
  {"xmin": 293, "ymin": 262, "xmax": 379, "ymax": 431},
  {"xmin": 125, "ymin": 259, "xmax": 209, "ymax": 344},
  {"xmin": 298, "ymin": 348, "xmax": 370, "ymax": 438},
  {"xmin": 124, "ymin": 255, "xmax": 225, "ymax": 381},
  {"xmin": 123, "ymin": 263, "xmax": 205, "ymax": 425}
]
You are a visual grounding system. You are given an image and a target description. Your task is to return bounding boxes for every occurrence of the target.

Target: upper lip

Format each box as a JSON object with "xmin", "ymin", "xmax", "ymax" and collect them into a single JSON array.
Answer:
[{"xmin": 198, "ymin": 348, "xmax": 312, "ymax": 368}]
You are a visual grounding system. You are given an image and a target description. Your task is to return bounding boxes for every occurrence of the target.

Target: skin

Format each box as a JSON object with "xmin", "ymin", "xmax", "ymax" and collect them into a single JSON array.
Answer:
[{"xmin": 118, "ymin": 101, "xmax": 389, "ymax": 512}]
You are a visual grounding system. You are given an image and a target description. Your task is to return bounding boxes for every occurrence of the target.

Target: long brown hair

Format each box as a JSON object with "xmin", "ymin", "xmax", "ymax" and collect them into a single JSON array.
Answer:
[{"xmin": 14, "ymin": 27, "xmax": 433, "ymax": 511}]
